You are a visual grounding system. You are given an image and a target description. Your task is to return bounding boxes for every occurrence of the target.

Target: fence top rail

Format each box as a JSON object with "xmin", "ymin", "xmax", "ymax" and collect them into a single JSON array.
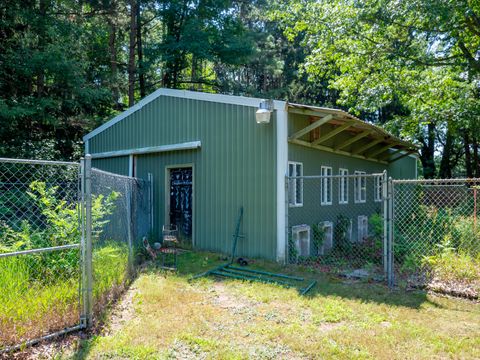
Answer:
[
  {"xmin": 0, "ymin": 243, "xmax": 80, "ymax": 258},
  {"xmin": 288, "ymin": 172, "xmax": 385, "ymax": 180},
  {"xmin": 91, "ymin": 167, "xmax": 145, "ymax": 182},
  {"xmin": 392, "ymin": 178, "xmax": 480, "ymax": 184},
  {"xmin": 0, "ymin": 157, "xmax": 79, "ymax": 167}
]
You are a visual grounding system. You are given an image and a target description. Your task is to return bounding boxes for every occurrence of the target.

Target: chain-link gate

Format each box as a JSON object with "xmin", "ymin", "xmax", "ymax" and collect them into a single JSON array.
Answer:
[
  {"xmin": 0, "ymin": 156, "xmax": 151, "ymax": 352},
  {"xmin": 391, "ymin": 178, "xmax": 480, "ymax": 296},
  {"xmin": 286, "ymin": 172, "xmax": 389, "ymax": 281},
  {"xmin": 0, "ymin": 159, "xmax": 82, "ymax": 349}
]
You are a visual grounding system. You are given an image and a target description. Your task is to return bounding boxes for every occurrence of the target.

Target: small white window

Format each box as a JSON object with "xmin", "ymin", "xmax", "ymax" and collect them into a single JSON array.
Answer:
[
  {"xmin": 321, "ymin": 166, "xmax": 333, "ymax": 205},
  {"xmin": 354, "ymin": 171, "xmax": 367, "ymax": 203},
  {"xmin": 292, "ymin": 224, "xmax": 310, "ymax": 257},
  {"xmin": 339, "ymin": 168, "xmax": 348, "ymax": 204},
  {"xmin": 319, "ymin": 221, "xmax": 333, "ymax": 252},
  {"xmin": 288, "ymin": 162, "xmax": 303, "ymax": 207},
  {"xmin": 374, "ymin": 175, "xmax": 383, "ymax": 202},
  {"xmin": 357, "ymin": 215, "xmax": 369, "ymax": 242}
]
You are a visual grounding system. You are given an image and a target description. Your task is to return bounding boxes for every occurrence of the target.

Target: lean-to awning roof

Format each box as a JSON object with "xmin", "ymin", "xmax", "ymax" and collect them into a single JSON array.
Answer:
[{"xmin": 287, "ymin": 103, "xmax": 418, "ymax": 164}]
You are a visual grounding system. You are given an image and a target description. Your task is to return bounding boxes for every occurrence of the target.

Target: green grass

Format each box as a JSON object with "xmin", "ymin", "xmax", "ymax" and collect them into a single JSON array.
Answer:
[
  {"xmin": 0, "ymin": 241, "xmax": 129, "ymax": 348},
  {"xmin": 69, "ymin": 251, "xmax": 480, "ymax": 360}
]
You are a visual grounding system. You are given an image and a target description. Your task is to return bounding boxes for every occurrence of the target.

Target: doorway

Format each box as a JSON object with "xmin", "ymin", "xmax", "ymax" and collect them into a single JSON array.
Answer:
[{"xmin": 167, "ymin": 166, "xmax": 193, "ymax": 246}]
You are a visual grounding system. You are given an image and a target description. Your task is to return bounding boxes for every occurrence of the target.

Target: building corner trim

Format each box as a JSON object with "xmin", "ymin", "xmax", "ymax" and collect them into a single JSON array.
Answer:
[{"xmin": 276, "ymin": 106, "xmax": 288, "ymax": 263}]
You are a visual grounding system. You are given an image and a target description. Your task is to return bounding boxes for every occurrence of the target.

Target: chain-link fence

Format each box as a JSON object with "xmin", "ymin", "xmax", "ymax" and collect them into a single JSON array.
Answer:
[
  {"xmin": 286, "ymin": 172, "xmax": 388, "ymax": 280},
  {"xmin": 0, "ymin": 157, "xmax": 151, "ymax": 352},
  {"xmin": 392, "ymin": 178, "xmax": 480, "ymax": 296},
  {"xmin": 0, "ymin": 159, "xmax": 82, "ymax": 349},
  {"xmin": 90, "ymin": 168, "xmax": 151, "ymax": 319}
]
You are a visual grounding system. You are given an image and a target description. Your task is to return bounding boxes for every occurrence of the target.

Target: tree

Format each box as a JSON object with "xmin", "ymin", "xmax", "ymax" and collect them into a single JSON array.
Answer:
[{"xmin": 273, "ymin": 0, "xmax": 480, "ymax": 178}]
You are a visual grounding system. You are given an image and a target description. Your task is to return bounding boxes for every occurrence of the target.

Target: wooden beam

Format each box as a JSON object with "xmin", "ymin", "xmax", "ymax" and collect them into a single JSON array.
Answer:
[
  {"xmin": 289, "ymin": 138, "xmax": 388, "ymax": 165},
  {"xmin": 289, "ymin": 114, "xmax": 333, "ymax": 140},
  {"xmin": 312, "ymin": 121, "xmax": 354, "ymax": 145},
  {"xmin": 289, "ymin": 107, "xmax": 333, "ymax": 118},
  {"xmin": 351, "ymin": 139, "xmax": 383, "ymax": 155},
  {"xmin": 389, "ymin": 150, "xmax": 417, "ymax": 163},
  {"xmin": 335, "ymin": 130, "xmax": 373, "ymax": 151},
  {"xmin": 368, "ymin": 143, "xmax": 396, "ymax": 159}
]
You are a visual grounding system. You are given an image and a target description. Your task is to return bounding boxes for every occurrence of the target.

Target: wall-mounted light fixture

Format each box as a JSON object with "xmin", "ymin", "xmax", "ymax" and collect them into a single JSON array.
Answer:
[{"xmin": 255, "ymin": 99, "xmax": 274, "ymax": 124}]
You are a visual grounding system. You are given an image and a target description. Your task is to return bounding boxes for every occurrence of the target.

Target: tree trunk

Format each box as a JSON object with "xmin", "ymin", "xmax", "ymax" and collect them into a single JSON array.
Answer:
[
  {"xmin": 473, "ymin": 137, "xmax": 480, "ymax": 177},
  {"xmin": 463, "ymin": 131, "xmax": 473, "ymax": 178},
  {"xmin": 136, "ymin": 2, "xmax": 146, "ymax": 98},
  {"xmin": 128, "ymin": 0, "xmax": 137, "ymax": 107},
  {"xmin": 419, "ymin": 122, "xmax": 436, "ymax": 179},
  {"xmin": 108, "ymin": 18, "xmax": 120, "ymax": 108},
  {"xmin": 439, "ymin": 121, "xmax": 454, "ymax": 178},
  {"xmin": 36, "ymin": 0, "xmax": 47, "ymax": 97}
]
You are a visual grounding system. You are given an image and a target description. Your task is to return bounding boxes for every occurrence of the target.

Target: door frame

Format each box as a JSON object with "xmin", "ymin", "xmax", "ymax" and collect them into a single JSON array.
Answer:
[{"xmin": 164, "ymin": 163, "xmax": 195, "ymax": 247}]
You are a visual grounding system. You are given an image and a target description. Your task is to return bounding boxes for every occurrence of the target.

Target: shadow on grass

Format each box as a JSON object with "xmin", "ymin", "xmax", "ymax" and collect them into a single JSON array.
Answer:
[
  {"xmin": 70, "ymin": 250, "xmax": 476, "ymax": 359},
  {"xmin": 154, "ymin": 250, "xmax": 451, "ymax": 310}
]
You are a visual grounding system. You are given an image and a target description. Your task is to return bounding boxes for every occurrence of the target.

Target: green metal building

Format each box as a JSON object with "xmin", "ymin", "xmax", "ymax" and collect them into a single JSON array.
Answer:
[{"xmin": 84, "ymin": 89, "xmax": 417, "ymax": 262}]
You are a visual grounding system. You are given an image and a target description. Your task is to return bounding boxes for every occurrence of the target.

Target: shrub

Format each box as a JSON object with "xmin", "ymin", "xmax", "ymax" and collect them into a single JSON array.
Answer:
[{"xmin": 334, "ymin": 215, "xmax": 352, "ymax": 253}]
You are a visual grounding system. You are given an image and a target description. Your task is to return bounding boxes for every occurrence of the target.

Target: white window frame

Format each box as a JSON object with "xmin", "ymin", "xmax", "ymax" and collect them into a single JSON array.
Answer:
[
  {"xmin": 354, "ymin": 171, "xmax": 367, "ymax": 203},
  {"xmin": 292, "ymin": 224, "xmax": 311, "ymax": 257},
  {"xmin": 357, "ymin": 215, "xmax": 369, "ymax": 242},
  {"xmin": 320, "ymin": 221, "xmax": 334, "ymax": 254},
  {"xmin": 288, "ymin": 162, "xmax": 303, "ymax": 207},
  {"xmin": 374, "ymin": 175, "xmax": 383, "ymax": 202},
  {"xmin": 339, "ymin": 168, "xmax": 349, "ymax": 204},
  {"xmin": 321, "ymin": 166, "xmax": 333, "ymax": 205}
]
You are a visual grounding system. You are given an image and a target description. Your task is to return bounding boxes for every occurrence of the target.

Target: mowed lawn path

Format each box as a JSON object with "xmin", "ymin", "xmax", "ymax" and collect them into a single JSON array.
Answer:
[{"xmin": 74, "ymin": 252, "xmax": 480, "ymax": 359}]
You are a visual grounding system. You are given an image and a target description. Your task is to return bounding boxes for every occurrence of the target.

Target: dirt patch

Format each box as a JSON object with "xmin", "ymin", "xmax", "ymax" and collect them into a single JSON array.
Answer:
[
  {"xmin": 317, "ymin": 321, "xmax": 345, "ymax": 333},
  {"xmin": 0, "ymin": 332, "xmax": 85, "ymax": 360},
  {"xmin": 103, "ymin": 283, "xmax": 139, "ymax": 336},
  {"xmin": 166, "ymin": 339, "xmax": 208, "ymax": 360},
  {"xmin": 426, "ymin": 277, "xmax": 479, "ymax": 300},
  {"xmin": 209, "ymin": 282, "xmax": 260, "ymax": 312}
]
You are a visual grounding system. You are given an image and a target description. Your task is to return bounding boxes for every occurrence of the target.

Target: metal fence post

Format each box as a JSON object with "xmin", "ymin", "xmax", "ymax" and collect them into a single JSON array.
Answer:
[
  {"xmin": 148, "ymin": 172, "xmax": 154, "ymax": 234},
  {"xmin": 382, "ymin": 170, "xmax": 388, "ymax": 278},
  {"xmin": 84, "ymin": 154, "xmax": 93, "ymax": 327},
  {"xmin": 285, "ymin": 175, "xmax": 289, "ymax": 265},
  {"xmin": 387, "ymin": 177, "xmax": 395, "ymax": 287},
  {"xmin": 125, "ymin": 180, "xmax": 134, "ymax": 275}
]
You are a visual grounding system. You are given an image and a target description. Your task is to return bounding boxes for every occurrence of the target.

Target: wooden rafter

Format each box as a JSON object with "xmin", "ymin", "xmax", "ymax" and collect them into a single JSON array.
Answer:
[
  {"xmin": 335, "ymin": 130, "xmax": 373, "ymax": 151},
  {"xmin": 351, "ymin": 139, "xmax": 383, "ymax": 155},
  {"xmin": 289, "ymin": 114, "xmax": 333, "ymax": 140},
  {"xmin": 289, "ymin": 107, "xmax": 333, "ymax": 118},
  {"xmin": 368, "ymin": 143, "xmax": 397, "ymax": 159},
  {"xmin": 289, "ymin": 138, "xmax": 388, "ymax": 165},
  {"xmin": 312, "ymin": 121, "xmax": 354, "ymax": 145}
]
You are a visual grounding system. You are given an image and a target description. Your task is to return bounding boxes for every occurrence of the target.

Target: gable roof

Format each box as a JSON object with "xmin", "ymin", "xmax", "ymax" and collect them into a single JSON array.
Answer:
[{"xmin": 83, "ymin": 88, "xmax": 287, "ymax": 141}]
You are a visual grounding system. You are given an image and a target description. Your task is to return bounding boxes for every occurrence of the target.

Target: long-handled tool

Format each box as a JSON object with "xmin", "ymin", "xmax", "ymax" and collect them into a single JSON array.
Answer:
[{"xmin": 192, "ymin": 207, "xmax": 316, "ymax": 295}]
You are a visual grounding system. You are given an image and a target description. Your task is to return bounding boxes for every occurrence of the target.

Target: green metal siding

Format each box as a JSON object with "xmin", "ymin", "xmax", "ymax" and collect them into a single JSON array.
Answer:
[
  {"xmin": 92, "ymin": 156, "xmax": 129, "ymax": 176},
  {"xmin": 288, "ymin": 143, "xmax": 385, "ymax": 243},
  {"xmin": 388, "ymin": 155, "xmax": 418, "ymax": 179},
  {"xmin": 88, "ymin": 96, "xmax": 278, "ymax": 260}
]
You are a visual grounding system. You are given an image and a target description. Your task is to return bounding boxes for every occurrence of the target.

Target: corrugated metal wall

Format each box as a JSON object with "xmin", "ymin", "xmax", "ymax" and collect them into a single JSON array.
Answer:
[
  {"xmin": 92, "ymin": 156, "xmax": 129, "ymax": 176},
  {"xmin": 88, "ymin": 96, "xmax": 278, "ymax": 260}
]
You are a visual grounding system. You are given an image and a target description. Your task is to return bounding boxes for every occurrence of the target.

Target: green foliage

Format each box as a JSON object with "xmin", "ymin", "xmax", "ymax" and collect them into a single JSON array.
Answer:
[
  {"xmin": 334, "ymin": 215, "xmax": 352, "ymax": 253},
  {"xmin": 311, "ymin": 223, "xmax": 325, "ymax": 255},
  {"xmin": 0, "ymin": 180, "xmax": 129, "ymax": 346},
  {"xmin": 275, "ymin": 0, "xmax": 480, "ymax": 178},
  {"xmin": 423, "ymin": 238, "xmax": 480, "ymax": 283}
]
